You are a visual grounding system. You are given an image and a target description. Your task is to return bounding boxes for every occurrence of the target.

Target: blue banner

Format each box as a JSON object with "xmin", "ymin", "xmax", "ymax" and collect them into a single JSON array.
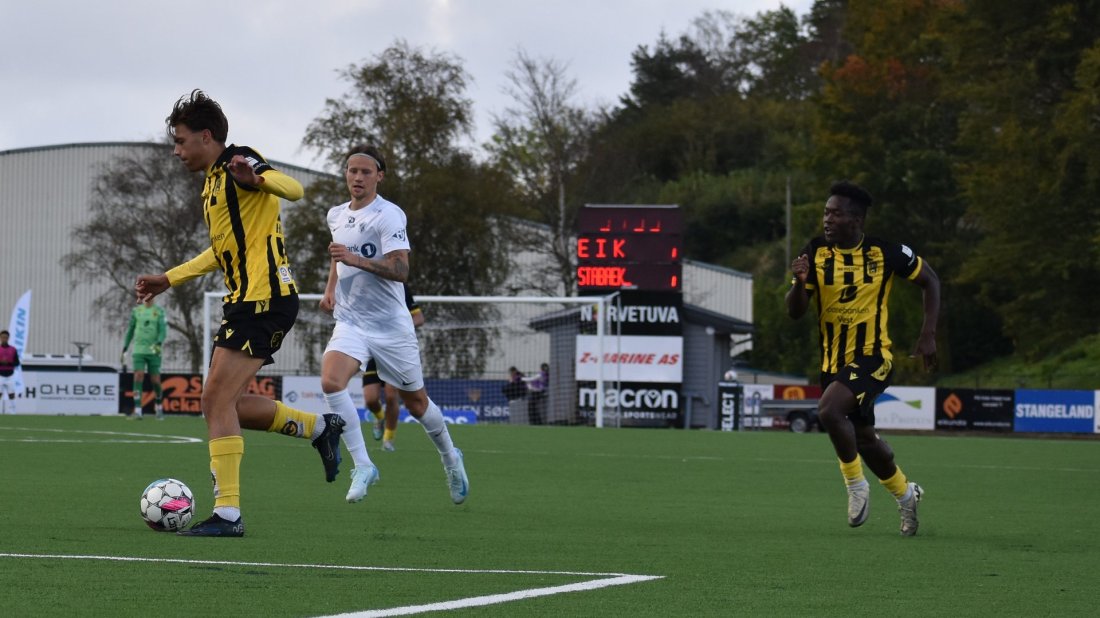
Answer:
[
  {"xmin": 425, "ymin": 378, "xmax": 510, "ymax": 423},
  {"xmin": 1014, "ymin": 389, "xmax": 1096, "ymax": 433},
  {"xmin": 357, "ymin": 407, "xmax": 481, "ymax": 425},
  {"xmin": 354, "ymin": 379, "xmax": 514, "ymax": 424}
]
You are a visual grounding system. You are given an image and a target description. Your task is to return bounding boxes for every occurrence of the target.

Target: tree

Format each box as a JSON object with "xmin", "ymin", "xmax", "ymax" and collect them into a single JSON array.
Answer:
[
  {"xmin": 303, "ymin": 39, "xmax": 474, "ymax": 173},
  {"xmin": 301, "ymin": 40, "xmax": 517, "ymax": 375},
  {"xmin": 735, "ymin": 6, "xmax": 817, "ymax": 100},
  {"xmin": 487, "ymin": 49, "xmax": 595, "ymax": 294},
  {"xmin": 810, "ymin": 0, "xmax": 978, "ymax": 373},
  {"xmin": 801, "ymin": 0, "xmax": 852, "ymax": 72},
  {"xmin": 950, "ymin": 3, "xmax": 1100, "ymax": 355},
  {"xmin": 621, "ymin": 33, "xmax": 729, "ymax": 111},
  {"xmin": 60, "ymin": 142, "xmax": 218, "ymax": 372}
]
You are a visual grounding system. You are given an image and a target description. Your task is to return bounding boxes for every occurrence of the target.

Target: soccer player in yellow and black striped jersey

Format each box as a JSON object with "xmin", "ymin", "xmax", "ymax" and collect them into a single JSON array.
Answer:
[
  {"xmin": 787, "ymin": 181, "xmax": 940, "ymax": 536},
  {"xmin": 135, "ymin": 90, "xmax": 346, "ymax": 537}
]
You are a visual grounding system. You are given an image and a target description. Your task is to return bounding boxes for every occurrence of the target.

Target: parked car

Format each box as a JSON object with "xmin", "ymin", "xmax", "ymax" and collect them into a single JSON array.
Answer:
[{"xmin": 742, "ymin": 399, "xmax": 821, "ymax": 433}]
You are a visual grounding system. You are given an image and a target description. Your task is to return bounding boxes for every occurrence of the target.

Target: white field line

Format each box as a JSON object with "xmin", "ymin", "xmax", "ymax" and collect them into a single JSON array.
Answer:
[
  {"xmin": 0, "ymin": 553, "xmax": 663, "ymax": 617},
  {"xmin": 0, "ymin": 426, "xmax": 202, "ymax": 444},
  {"xmin": 320, "ymin": 574, "xmax": 663, "ymax": 618}
]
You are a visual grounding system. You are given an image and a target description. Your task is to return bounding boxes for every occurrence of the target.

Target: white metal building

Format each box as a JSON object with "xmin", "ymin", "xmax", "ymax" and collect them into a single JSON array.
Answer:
[{"xmin": 0, "ymin": 142, "xmax": 330, "ymax": 369}]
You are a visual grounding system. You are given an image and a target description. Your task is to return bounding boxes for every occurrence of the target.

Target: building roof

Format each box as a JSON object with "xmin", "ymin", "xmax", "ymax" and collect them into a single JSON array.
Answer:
[{"xmin": 0, "ymin": 141, "xmax": 329, "ymax": 178}]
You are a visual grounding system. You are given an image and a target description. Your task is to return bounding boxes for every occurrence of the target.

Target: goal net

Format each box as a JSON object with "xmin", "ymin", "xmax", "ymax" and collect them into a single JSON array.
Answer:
[{"xmin": 203, "ymin": 293, "xmax": 622, "ymax": 427}]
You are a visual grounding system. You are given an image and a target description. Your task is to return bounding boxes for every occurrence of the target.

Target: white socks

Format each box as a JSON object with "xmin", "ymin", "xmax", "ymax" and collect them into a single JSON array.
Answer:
[
  {"xmin": 214, "ymin": 506, "xmax": 241, "ymax": 522},
  {"xmin": 310, "ymin": 415, "xmax": 326, "ymax": 439},
  {"xmin": 898, "ymin": 485, "xmax": 914, "ymax": 503},
  {"xmin": 324, "ymin": 390, "xmax": 374, "ymax": 468},
  {"xmin": 418, "ymin": 399, "xmax": 458, "ymax": 467}
]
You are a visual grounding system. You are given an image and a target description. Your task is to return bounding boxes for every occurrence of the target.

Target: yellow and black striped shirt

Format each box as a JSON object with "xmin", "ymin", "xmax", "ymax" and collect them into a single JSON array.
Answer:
[
  {"xmin": 166, "ymin": 145, "xmax": 303, "ymax": 303},
  {"xmin": 801, "ymin": 235, "xmax": 923, "ymax": 373}
]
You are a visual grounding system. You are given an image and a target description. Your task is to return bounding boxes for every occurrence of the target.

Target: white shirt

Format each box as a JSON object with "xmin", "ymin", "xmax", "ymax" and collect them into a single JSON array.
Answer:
[{"xmin": 326, "ymin": 195, "xmax": 414, "ymax": 336}]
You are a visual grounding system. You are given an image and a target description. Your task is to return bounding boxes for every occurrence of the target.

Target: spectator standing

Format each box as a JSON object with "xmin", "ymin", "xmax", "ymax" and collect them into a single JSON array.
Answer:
[
  {"xmin": 525, "ymin": 362, "xmax": 549, "ymax": 425},
  {"xmin": 0, "ymin": 330, "xmax": 20, "ymax": 414}
]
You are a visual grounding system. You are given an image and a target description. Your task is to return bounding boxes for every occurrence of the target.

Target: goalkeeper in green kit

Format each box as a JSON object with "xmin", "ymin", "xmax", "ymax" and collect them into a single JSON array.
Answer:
[{"xmin": 123, "ymin": 298, "xmax": 167, "ymax": 419}]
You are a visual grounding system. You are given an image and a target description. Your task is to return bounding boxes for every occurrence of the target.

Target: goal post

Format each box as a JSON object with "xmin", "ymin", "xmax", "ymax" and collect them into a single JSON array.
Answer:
[{"xmin": 203, "ymin": 292, "xmax": 622, "ymax": 427}]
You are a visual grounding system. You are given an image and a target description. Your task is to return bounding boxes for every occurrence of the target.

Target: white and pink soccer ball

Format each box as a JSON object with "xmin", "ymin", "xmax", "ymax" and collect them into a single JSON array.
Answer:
[{"xmin": 140, "ymin": 478, "xmax": 194, "ymax": 532}]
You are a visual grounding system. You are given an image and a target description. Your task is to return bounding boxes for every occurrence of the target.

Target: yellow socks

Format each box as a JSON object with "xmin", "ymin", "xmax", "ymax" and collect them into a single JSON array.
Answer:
[
  {"xmin": 383, "ymin": 428, "xmax": 396, "ymax": 442},
  {"xmin": 841, "ymin": 457, "xmax": 909, "ymax": 499},
  {"xmin": 839, "ymin": 456, "xmax": 866, "ymax": 486},
  {"xmin": 209, "ymin": 436, "xmax": 243, "ymax": 509},
  {"xmin": 371, "ymin": 407, "xmax": 385, "ymax": 422},
  {"xmin": 880, "ymin": 466, "xmax": 910, "ymax": 499},
  {"xmin": 268, "ymin": 401, "xmax": 319, "ymax": 439}
]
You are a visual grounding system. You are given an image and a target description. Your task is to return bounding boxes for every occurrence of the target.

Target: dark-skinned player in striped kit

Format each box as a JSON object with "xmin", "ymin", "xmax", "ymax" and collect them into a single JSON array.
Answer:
[{"xmin": 787, "ymin": 181, "xmax": 940, "ymax": 536}]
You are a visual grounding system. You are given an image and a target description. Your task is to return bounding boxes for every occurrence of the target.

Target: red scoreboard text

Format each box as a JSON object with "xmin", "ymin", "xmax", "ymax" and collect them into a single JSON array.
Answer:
[{"xmin": 576, "ymin": 205, "xmax": 682, "ymax": 292}]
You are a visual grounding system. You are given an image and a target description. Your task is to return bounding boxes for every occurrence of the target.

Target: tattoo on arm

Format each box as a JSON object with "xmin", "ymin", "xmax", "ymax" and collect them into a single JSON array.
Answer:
[{"xmin": 358, "ymin": 251, "xmax": 409, "ymax": 282}]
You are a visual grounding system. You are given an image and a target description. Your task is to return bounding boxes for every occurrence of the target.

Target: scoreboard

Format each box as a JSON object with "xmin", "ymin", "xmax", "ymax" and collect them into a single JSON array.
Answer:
[{"xmin": 576, "ymin": 204, "xmax": 682, "ymax": 292}]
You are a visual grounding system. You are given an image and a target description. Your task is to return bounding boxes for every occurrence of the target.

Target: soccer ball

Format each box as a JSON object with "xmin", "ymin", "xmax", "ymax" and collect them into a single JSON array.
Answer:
[{"xmin": 140, "ymin": 478, "xmax": 194, "ymax": 532}]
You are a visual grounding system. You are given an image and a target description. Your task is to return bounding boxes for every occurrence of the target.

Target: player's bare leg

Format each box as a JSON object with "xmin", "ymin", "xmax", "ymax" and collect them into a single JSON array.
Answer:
[
  {"xmin": 818, "ymin": 383, "xmax": 870, "ymax": 526},
  {"xmin": 178, "ymin": 347, "xmax": 260, "ymax": 536},
  {"xmin": 382, "ymin": 383, "xmax": 400, "ymax": 451},
  {"xmin": 363, "ymin": 382, "xmax": 385, "ymax": 441},
  {"xmin": 856, "ymin": 421, "xmax": 921, "ymax": 536}
]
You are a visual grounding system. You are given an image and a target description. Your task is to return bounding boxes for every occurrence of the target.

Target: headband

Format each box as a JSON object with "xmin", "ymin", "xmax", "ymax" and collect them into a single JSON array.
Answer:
[{"xmin": 349, "ymin": 152, "xmax": 384, "ymax": 172}]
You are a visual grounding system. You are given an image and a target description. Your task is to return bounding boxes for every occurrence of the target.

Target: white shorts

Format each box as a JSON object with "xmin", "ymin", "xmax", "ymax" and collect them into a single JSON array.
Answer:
[
  {"xmin": 324, "ymin": 321, "xmax": 425, "ymax": 392},
  {"xmin": 0, "ymin": 374, "xmax": 17, "ymax": 395}
]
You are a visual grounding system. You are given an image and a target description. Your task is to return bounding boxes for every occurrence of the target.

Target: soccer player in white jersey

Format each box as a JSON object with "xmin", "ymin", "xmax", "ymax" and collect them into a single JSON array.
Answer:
[{"xmin": 318, "ymin": 144, "xmax": 469, "ymax": 505}]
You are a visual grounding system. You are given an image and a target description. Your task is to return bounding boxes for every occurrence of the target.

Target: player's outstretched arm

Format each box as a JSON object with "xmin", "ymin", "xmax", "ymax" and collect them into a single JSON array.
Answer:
[
  {"xmin": 137, "ymin": 248, "xmax": 219, "ymax": 302},
  {"xmin": 910, "ymin": 261, "xmax": 941, "ymax": 371},
  {"xmin": 135, "ymin": 274, "xmax": 170, "ymax": 303},
  {"xmin": 256, "ymin": 170, "xmax": 304, "ymax": 201},
  {"xmin": 165, "ymin": 248, "xmax": 219, "ymax": 287}
]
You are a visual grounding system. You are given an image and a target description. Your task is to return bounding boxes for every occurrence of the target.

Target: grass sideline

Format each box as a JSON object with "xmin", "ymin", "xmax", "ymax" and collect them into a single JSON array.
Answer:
[{"xmin": 0, "ymin": 415, "xmax": 1097, "ymax": 617}]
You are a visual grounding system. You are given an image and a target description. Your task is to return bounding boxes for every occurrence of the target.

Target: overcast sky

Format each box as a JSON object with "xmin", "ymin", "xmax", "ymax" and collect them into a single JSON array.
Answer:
[{"xmin": 1, "ymin": 0, "xmax": 812, "ymax": 172}]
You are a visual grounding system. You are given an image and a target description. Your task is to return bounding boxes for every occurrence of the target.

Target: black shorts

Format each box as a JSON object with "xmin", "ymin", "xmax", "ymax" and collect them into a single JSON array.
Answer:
[
  {"xmin": 821, "ymin": 355, "xmax": 894, "ymax": 426},
  {"xmin": 214, "ymin": 296, "xmax": 298, "ymax": 366},
  {"xmin": 361, "ymin": 359, "xmax": 386, "ymax": 387}
]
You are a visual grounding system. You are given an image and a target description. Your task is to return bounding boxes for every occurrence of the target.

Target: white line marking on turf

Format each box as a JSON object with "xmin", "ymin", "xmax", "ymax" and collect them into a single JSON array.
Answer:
[
  {"xmin": 0, "ymin": 427, "xmax": 202, "ymax": 444},
  {"xmin": 320, "ymin": 574, "xmax": 663, "ymax": 618},
  {"xmin": 0, "ymin": 553, "xmax": 663, "ymax": 617}
]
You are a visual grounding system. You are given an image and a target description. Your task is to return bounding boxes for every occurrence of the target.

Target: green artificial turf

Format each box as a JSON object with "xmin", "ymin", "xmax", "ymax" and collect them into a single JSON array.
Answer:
[{"xmin": 0, "ymin": 416, "xmax": 1096, "ymax": 616}]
